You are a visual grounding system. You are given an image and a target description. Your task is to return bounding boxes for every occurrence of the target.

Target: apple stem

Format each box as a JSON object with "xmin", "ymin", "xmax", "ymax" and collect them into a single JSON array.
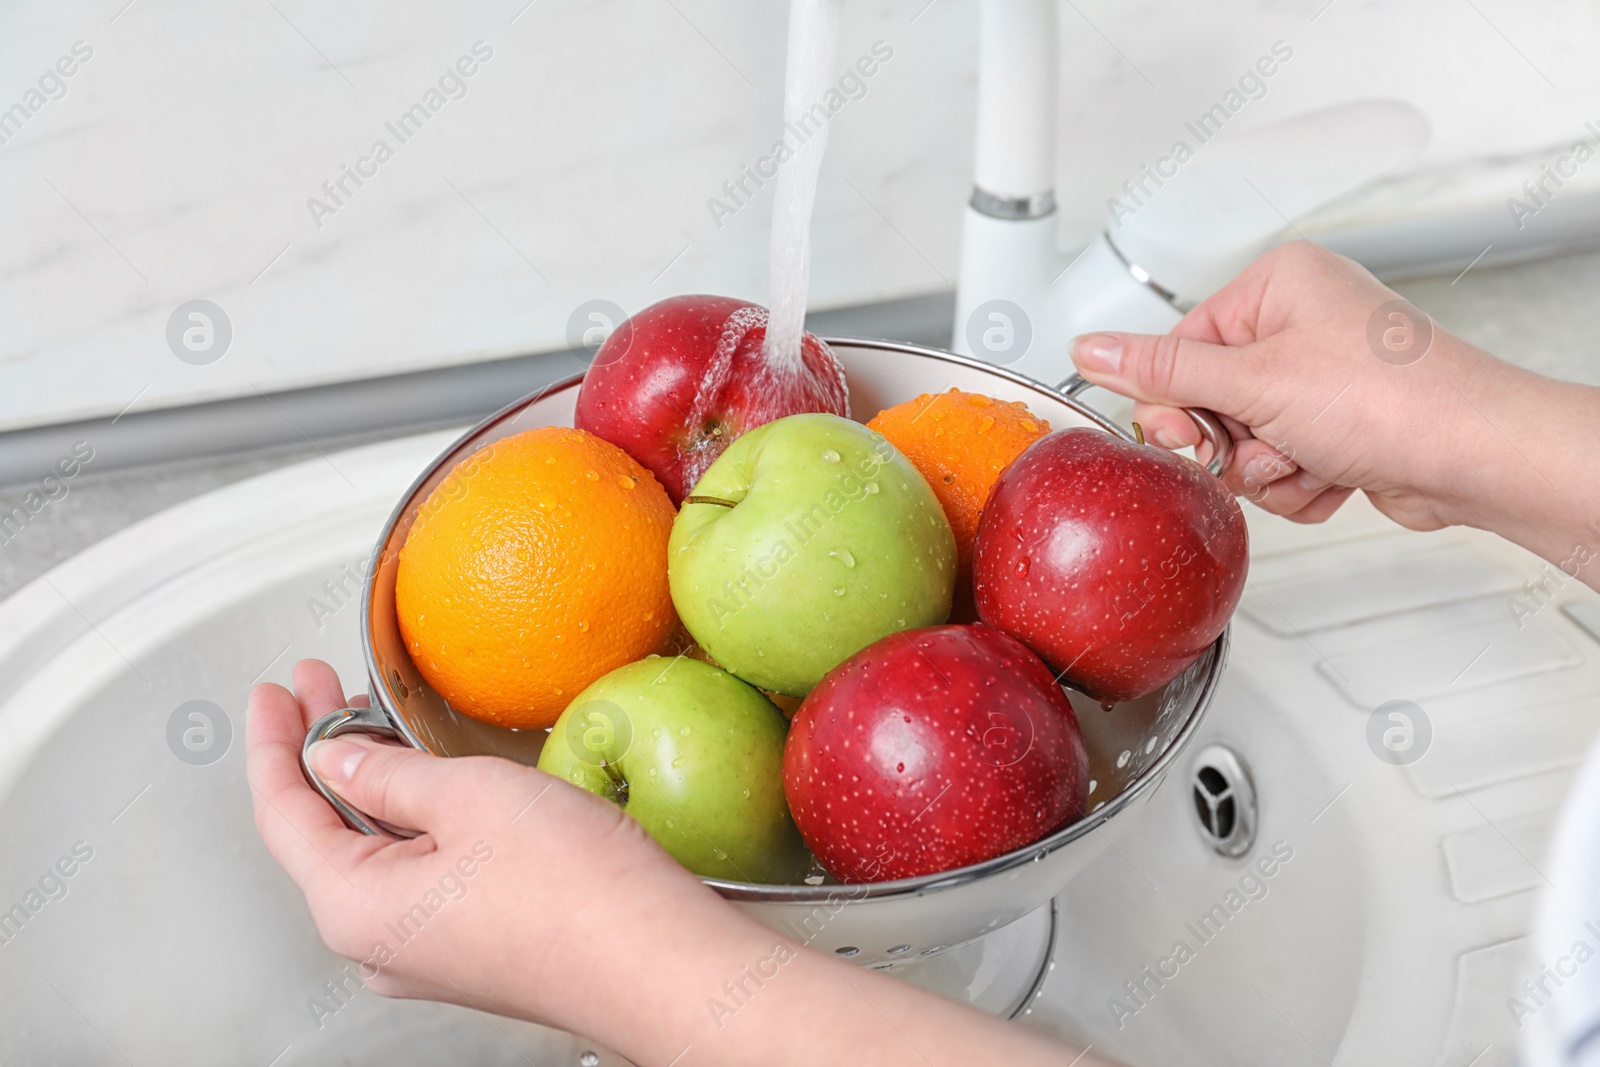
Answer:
[
  {"xmin": 1132, "ymin": 421, "xmax": 1146, "ymax": 446},
  {"xmin": 600, "ymin": 762, "xmax": 629, "ymax": 805},
  {"xmin": 683, "ymin": 495, "xmax": 739, "ymax": 509}
]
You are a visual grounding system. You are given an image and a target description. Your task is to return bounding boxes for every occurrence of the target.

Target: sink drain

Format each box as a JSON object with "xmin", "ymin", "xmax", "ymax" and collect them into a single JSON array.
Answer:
[{"xmin": 1189, "ymin": 744, "xmax": 1257, "ymax": 858}]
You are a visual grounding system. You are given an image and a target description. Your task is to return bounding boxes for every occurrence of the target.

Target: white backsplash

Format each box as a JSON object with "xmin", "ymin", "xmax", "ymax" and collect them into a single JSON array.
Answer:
[{"xmin": 3, "ymin": 0, "xmax": 1598, "ymax": 431}]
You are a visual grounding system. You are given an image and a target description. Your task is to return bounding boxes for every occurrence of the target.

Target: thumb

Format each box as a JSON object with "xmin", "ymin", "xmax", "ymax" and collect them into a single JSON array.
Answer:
[
  {"xmin": 1072, "ymin": 331, "xmax": 1260, "ymax": 416},
  {"xmin": 308, "ymin": 736, "xmax": 460, "ymax": 835}
]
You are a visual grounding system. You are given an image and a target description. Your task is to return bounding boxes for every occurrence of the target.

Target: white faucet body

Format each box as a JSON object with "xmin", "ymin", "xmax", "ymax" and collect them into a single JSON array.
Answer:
[{"xmin": 953, "ymin": 2, "xmax": 1429, "ymax": 385}]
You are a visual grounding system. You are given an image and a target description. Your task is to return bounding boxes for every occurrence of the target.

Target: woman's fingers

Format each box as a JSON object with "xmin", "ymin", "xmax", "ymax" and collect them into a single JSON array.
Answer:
[
  {"xmin": 1128, "ymin": 401, "xmax": 1321, "ymax": 518},
  {"xmin": 1247, "ymin": 471, "xmax": 1355, "ymax": 522},
  {"xmin": 293, "ymin": 658, "xmax": 354, "ymax": 729},
  {"xmin": 1227, "ymin": 437, "xmax": 1298, "ymax": 500},
  {"xmin": 306, "ymin": 736, "xmax": 482, "ymax": 840},
  {"xmin": 1129, "ymin": 402, "xmax": 1202, "ymax": 450},
  {"xmin": 246, "ymin": 678, "xmax": 380, "ymax": 893},
  {"xmin": 1284, "ymin": 485, "xmax": 1357, "ymax": 524},
  {"xmin": 1071, "ymin": 330, "xmax": 1271, "ymax": 419}
]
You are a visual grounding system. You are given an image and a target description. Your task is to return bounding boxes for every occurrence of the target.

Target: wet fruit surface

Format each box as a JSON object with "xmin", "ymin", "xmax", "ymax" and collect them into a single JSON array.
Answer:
[
  {"xmin": 866, "ymin": 388, "xmax": 1050, "ymax": 584},
  {"xmin": 538, "ymin": 656, "xmax": 809, "ymax": 883},
  {"xmin": 783, "ymin": 623, "xmax": 1089, "ymax": 882},
  {"xmin": 668, "ymin": 413, "xmax": 955, "ymax": 697},
  {"xmin": 395, "ymin": 426, "xmax": 678, "ymax": 729},
  {"xmin": 973, "ymin": 427, "xmax": 1247, "ymax": 703},
  {"xmin": 574, "ymin": 294, "xmax": 848, "ymax": 504}
]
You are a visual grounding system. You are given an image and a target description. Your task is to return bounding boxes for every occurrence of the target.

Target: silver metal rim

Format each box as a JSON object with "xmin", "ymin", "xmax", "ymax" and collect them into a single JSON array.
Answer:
[
  {"xmin": 339, "ymin": 337, "xmax": 1231, "ymax": 905},
  {"xmin": 1103, "ymin": 231, "xmax": 1197, "ymax": 313},
  {"xmin": 1007, "ymin": 898, "xmax": 1059, "ymax": 1020},
  {"xmin": 1056, "ymin": 372, "xmax": 1235, "ymax": 479},
  {"xmin": 301, "ymin": 704, "xmax": 419, "ymax": 839},
  {"xmin": 970, "ymin": 186, "xmax": 1058, "ymax": 220}
]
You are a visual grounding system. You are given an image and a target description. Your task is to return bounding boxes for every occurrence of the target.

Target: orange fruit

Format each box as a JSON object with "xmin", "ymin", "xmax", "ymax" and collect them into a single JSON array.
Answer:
[
  {"xmin": 866, "ymin": 388, "xmax": 1050, "ymax": 583},
  {"xmin": 395, "ymin": 426, "xmax": 678, "ymax": 729}
]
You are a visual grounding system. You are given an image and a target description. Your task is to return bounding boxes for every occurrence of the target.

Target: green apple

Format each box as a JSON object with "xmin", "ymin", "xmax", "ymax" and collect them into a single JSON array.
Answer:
[
  {"xmin": 537, "ymin": 655, "xmax": 809, "ymax": 884},
  {"xmin": 668, "ymin": 413, "xmax": 955, "ymax": 695}
]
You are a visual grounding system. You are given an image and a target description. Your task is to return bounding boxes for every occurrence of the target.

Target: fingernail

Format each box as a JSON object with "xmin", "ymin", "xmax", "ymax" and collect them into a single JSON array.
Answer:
[
  {"xmin": 1152, "ymin": 425, "xmax": 1198, "ymax": 450},
  {"xmin": 1244, "ymin": 454, "xmax": 1294, "ymax": 487},
  {"xmin": 1295, "ymin": 469, "xmax": 1331, "ymax": 493},
  {"xmin": 309, "ymin": 739, "xmax": 367, "ymax": 783},
  {"xmin": 1073, "ymin": 333, "xmax": 1123, "ymax": 375}
]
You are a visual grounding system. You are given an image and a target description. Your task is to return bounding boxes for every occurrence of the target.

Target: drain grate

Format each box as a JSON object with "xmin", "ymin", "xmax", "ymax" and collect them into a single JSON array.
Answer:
[{"xmin": 1190, "ymin": 744, "xmax": 1257, "ymax": 858}]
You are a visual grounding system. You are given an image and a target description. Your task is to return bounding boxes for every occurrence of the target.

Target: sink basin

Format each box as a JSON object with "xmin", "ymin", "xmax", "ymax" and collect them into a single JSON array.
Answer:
[
  {"xmin": 3, "ymin": 426, "xmax": 1597, "ymax": 1064},
  {"xmin": 1022, "ymin": 501, "xmax": 1600, "ymax": 1067}
]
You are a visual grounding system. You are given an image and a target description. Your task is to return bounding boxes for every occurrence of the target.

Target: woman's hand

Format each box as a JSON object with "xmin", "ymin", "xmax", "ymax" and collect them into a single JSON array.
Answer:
[
  {"xmin": 1072, "ymin": 241, "xmax": 1600, "ymax": 588},
  {"xmin": 247, "ymin": 660, "xmax": 760, "ymax": 1047},
  {"xmin": 247, "ymin": 660, "xmax": 1105, "ymax": 1067}
]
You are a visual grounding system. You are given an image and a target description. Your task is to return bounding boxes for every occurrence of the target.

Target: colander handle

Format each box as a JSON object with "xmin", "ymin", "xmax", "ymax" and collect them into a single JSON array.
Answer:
[
  {"xmin": 301, "ymin": 705, "xmax": 418, "ymax": 839},
  {"xmin": 1056, "ymin": 373, "xmax": 1234, "ymax": 480}
]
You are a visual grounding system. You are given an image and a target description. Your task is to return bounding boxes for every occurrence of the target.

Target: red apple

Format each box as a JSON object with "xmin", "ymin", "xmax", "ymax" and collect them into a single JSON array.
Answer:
[
  {"xmin": 973, "ymin": 427, "xmax": 1247, "ymax": 704},
  {"xmin": 574, "ymin": 295, "xmax": 848, "ymax": 503},
  {"xmin": 783, "ymin": 624, "xmax": 1089, "ymax": 883}
]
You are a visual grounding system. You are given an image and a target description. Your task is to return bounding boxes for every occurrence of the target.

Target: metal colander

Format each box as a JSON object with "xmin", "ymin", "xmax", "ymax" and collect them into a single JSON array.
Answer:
[{"xmin": 302, "ymin": 338, "xmax": 1234, "ymax": 973}]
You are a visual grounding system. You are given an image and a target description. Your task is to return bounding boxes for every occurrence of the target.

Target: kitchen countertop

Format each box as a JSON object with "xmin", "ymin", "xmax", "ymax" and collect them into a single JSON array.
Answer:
[{"xmin": 3, "ymin": 246, "xmax": 1598, "ymax": 603}]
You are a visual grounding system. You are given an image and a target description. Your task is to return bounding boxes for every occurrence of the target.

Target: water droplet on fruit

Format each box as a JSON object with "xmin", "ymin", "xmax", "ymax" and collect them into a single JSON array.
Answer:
[
  {"xmin": 830, "ymin": 548, "xmax": 856, "ymax": 568},
  {"xmin": 978, "ymin": 416, "xmax": 995, "ymax": 433},
  {"xmin": 666, "ymin": 819, "xmax": 675, "ymax": 829},
  {"xmin": 712, "ymin": 848, "xmax": 727, "ymax": 860},
  {"xmin": 741, "ymin": 788, "xmax": 750, "ymax": 799},
  {"xmin": 652, "ymin": 727, "xmax": 662, "ymax": 738},
  {"xmin": 1015, "ymin": 559, "xmax": 1030, "ymax": 578},
  {"xmin": 864, "ymin": 482, "xmax": 880, "ymax": 494},
  {"xmin": 536, "ymin": 492, "xmax": 557, "ymax": 510},
  {"xmin": 1101, "ymin": 701, "xmax": 1116, "ymax": 713},
  {"xmin": 942, "ymin": 474, "xmax": 954, "ymax": 484},
  {"xmin": 577, "ymin": 621, "xmax": 589, "ymax": 633},
  {"xmin": 647, "ymin": 766, "xmax": 657, "ymax": 777},
  {"xmin": 679, "ymin": 726, "xmax": 691, "ymax": 737},
  {"xmin": 832, "ymin": 587, "xmax": 846, "ymax": 597},
  {"xmin": 585, "ymin": 469, "xmax": 599, "ymax": 481},
  {"xmin": 671, "ymin": 757, "xmax": 685, "ymax": 768},
  {"xmin": 617, "ymin": 475, "xmax": 637, "ymax": 490},
  {"xmin": 820, "ymin": 449, "xmax": 841, "ymax": 463},
  {"xmin": 1021, "ymin": 420, "xmax": 1038, "ymax": 433},
  {"xmin": 896, "ymin": 762, "xmax": 905, "ymax": 773}
]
